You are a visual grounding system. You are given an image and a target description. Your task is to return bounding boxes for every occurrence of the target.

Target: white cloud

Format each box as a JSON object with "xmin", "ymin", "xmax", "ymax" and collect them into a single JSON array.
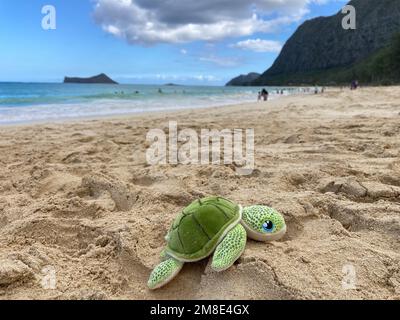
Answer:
[
  {"xmin": 180, "ymin": 49, "xmax": 188, "ymax": 55},
  {"xmin": 231, "ymin": 39, "xmax": 283, "ymax": 53},
  {"xmin": 93, "ymin": 0, "xmax": 332, "ymax": 45},
  {"xmin": 192, "ymin": 75, "xmax": 220, "ymax": 82},
  {"xmin": 199, "ymin": 55, "xmax": 242, "ymax": 67},
  {"xmin": 114, "ymin": 73, "xmax": 221, "ymax": 82}
]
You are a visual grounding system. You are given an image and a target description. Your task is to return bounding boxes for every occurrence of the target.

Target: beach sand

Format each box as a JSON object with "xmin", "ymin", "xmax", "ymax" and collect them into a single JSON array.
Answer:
[{"xmin": 0, "ymin": 87, "xmax": 399, "ymax": 300}]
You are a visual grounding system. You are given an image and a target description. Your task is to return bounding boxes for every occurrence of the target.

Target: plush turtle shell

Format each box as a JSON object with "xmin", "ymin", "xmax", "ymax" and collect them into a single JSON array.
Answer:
[{"xmin": 165, "ymin": 196, "xmax": 241, "ymax": 262}]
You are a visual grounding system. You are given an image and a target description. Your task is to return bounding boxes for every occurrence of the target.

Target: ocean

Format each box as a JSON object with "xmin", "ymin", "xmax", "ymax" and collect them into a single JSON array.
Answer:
[{"xmin": 0, "ymin": 82, "xmax": 304, "ymax": 124}]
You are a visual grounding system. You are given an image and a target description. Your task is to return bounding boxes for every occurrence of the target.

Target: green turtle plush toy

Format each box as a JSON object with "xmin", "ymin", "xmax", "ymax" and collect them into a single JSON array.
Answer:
[{"xmin": 148, "ymin": 196, "xmax": 287, "ymax": 289}]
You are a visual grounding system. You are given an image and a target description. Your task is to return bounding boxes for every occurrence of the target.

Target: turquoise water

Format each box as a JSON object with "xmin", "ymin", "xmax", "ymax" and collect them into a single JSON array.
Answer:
[{"xmin": 0, "ymin": 82, "xmax": 302, "ymax": 124}]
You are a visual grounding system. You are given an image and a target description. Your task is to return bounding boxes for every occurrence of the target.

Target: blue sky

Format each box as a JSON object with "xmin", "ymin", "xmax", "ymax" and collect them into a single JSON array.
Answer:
[{"xmin": 0, "ymin": 0, "xmax": 346, "ymax": 85}]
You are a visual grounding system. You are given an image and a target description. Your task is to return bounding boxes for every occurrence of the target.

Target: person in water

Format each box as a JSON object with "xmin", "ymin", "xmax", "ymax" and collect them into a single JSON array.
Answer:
[{"xmin": 261, "ymin": 88, "xmax": 269, "ymax": 101}]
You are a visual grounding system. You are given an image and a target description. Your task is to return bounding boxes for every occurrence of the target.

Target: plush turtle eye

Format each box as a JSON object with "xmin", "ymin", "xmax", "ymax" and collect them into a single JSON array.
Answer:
[{"xmin": 262, "ymin": 221, "xmax": 274, "ymax": 233}]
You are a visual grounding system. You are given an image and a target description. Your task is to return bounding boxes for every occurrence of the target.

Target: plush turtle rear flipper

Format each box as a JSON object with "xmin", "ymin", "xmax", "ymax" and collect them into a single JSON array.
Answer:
[{"xmin": 148, "ymin": 258, "xmax": 184, "ymax": 290}]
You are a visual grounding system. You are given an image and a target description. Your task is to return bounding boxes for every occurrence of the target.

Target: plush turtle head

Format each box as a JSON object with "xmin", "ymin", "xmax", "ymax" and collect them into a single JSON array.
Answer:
[{"xmin": 241, "ymin": 205, "xmax": 286, "ymax": 242}]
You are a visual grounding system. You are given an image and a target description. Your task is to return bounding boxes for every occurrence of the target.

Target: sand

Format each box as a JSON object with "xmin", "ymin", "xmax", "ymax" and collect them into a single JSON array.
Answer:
[{"xmin": 0, "ymin": 87, "xmax": 399, "ymax": 300}]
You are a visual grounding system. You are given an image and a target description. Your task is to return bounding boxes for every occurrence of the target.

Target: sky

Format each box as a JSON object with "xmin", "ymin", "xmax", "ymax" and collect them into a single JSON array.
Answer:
[{"xmin": 0, "ymin": 0, "xmax": 347, "ymax": 85}]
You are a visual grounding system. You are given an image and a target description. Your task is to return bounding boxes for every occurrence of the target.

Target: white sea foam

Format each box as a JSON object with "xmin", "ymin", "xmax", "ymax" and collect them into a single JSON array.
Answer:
[{"xmin": 0, "ymin": 83, "xmax": 308, "ymax": 124}]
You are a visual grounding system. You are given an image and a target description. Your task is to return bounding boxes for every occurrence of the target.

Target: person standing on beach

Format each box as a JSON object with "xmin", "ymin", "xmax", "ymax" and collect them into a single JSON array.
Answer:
[{"xmin": 350, "ymin": 80, "xmax": 359, "ymax": 90}]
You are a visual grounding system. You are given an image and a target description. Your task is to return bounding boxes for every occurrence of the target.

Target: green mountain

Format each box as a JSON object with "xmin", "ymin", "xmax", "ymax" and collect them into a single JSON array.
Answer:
[
  {"xmin": 254, "ymin": 33, "xmax": 400, "ymax": 86},
  {"xmin": 230, "ymin": 0, "xmax": 400, "ymax": 86},
  {"xmin": 226, "ymin": 73, "xmax": 261, "ymax": 86}
]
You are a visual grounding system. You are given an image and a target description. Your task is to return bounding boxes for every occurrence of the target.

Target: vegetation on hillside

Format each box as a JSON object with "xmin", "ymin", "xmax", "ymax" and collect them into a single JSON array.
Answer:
[{"xmin": 252, "ymin": 33, "xmax": 400, "ymax": 86}]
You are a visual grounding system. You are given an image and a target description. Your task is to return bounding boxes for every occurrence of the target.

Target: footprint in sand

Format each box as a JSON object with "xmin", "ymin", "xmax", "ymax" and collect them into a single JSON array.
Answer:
[
  {"xmin": 0, "ymin": 256, "xmax": 34, "ymax": 286},
  {"xmin": 80, "ymin": 173, "xmax": 136, "ymax": 211},
  {"xmin": 318, "ymin": 177, "xmax": 400, "ymax": 202}
]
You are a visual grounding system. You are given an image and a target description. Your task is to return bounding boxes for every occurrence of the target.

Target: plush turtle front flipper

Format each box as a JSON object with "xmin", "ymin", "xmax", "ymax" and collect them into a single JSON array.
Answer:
[
  {"xmin": 148, "ymin": 258, "xmax": 184, "ymax": 290},
  {"xmin": 211, "ymin": 224, "xmax": 247, "ymax": 272}
]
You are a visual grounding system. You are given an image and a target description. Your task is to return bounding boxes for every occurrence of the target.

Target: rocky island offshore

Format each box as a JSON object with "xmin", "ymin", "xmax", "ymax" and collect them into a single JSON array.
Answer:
[{"xmin": 63, "ymin": 73, "xmax": 118, "ymax": 84}]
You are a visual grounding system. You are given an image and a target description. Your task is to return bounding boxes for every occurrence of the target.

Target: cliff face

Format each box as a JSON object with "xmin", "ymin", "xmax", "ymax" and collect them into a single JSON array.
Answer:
[
  {"xmin": 226, "ymin": 73, "xmax": 261, "ymax": 86},
  {"xmin": 255, "ymin": 0, "xmax": 400, "ymax": 84},
  {"xmin": 64, "ymin": 73, "xmax": 118, "ymax": 84}
]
